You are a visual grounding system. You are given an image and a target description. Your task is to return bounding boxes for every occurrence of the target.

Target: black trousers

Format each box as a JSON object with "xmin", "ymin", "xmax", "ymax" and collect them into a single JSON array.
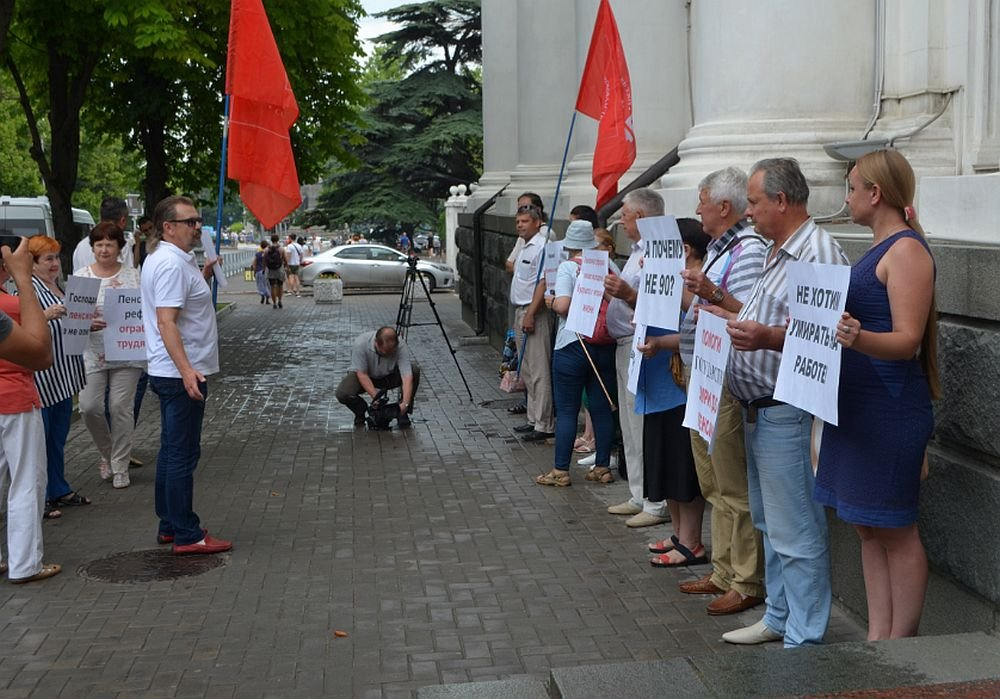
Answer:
[{"xmin": 335, "ymin": 365, "xmax": 421, "ymax": 419}]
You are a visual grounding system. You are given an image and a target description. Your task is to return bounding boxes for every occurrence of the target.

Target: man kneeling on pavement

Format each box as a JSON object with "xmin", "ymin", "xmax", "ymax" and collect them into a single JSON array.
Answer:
[{"xmin": 336, "ymin": 326, "xmax": 420, "ymax": 428}]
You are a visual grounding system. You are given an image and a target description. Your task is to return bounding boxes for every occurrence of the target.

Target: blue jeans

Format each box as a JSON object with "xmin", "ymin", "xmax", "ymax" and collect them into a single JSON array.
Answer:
[
  {"xmin": 744, "ymin": 403, "xmax": 831, "ymax": 647},
  {"xmin": 552, "ymin": 341, "xmax": 616, "ymax": 471},
  {"xmin": 41, "ymin": 397, "xmax": 74, "ymax": 501},
  {"xmin": 150, "ymin": 376, "xmax": 207, "ymax": 545},
  {"xmin": 134, "ymin": 371, "xmax": 149, "ymax": 426}
]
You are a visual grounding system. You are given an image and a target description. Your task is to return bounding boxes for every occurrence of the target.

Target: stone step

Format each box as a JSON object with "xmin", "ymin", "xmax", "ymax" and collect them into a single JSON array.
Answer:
[{"xmin": 418, "ymin": 632, "xmax": 1000, "ymax": 698}]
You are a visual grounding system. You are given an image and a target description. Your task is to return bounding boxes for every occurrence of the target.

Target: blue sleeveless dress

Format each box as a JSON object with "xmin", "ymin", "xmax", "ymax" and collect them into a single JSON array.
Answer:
[{"xmin": 813, "ymin": 230, "xmax": 934, "ymax": 527}]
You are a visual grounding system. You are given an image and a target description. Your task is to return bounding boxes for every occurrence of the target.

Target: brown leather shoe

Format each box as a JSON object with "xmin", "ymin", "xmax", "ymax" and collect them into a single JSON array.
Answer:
[
  {"xmin": 679, "ymin": 574, "xmax": 725, "ymax": 596},
  {"xmin": 706, "ymin": 589, "xmax": 765, "ymax": 616}
]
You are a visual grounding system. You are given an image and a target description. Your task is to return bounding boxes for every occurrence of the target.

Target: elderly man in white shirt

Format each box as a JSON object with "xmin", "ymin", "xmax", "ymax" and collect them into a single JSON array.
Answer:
[{"xmin": 142, "ymin": 195, "xmax": 231, "ymax": 556}]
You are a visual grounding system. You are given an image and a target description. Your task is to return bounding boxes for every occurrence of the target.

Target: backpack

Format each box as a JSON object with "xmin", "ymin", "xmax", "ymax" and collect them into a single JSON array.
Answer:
[
  {"xmin": 570, "ymin": 257, "xmax": 616, "ymax": 345},
  {"xmin": 265, "ymin": 245, "xmax": 284, "ymax": 270}
]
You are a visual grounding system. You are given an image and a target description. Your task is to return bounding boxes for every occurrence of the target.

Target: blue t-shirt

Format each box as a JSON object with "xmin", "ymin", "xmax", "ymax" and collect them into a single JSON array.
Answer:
[{"xmin": 635, "ymin": 326, "xmax": 686, "ymax": 415}]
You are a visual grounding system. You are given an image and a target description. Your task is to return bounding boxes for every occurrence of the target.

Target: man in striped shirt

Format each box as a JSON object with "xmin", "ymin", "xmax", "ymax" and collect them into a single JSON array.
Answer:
[
  {"xmin": 677, "ymin": 168, "xmax": 768, "ymax": 616},
  {"xmin": 720, "ymin": 159, "xmax": 848, "ymax": 649}
]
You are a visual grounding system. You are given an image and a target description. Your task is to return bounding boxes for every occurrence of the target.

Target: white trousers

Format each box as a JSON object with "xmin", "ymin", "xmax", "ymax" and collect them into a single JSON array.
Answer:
[
  {"xmin": 615, "ymin": 338, "xmax": 665, "ymax": 516},
  {"xmin": 79, "ymin": 367, "xmax": 143, "ymax": 475},
  {"xmin": 0, "ymin": 409, "xmax": 46, "ymax": 579}
]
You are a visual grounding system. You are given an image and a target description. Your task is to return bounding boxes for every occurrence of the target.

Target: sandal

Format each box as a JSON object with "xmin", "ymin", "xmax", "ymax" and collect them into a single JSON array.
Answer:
[
  {"xmin": 10, "ymin": 563, "xmax": 62, "ymax": 584},
  {"xmin": 573, "ymin": 437, "xmax": 595, "ymax": 454},
  {"xmin": 648, "ymin": 534, "xmax": 680, "ymax": 555},
  {"xmin": 507, "ymin": 404, "xmax": 527, "ymax": 415},
  {"xmin": 51, "ymin": 491, "xmax": 91, "ymax": 507},
  {"xmin": 535, "ymin": 470, "xmax": 571, "ymax": 487},
  {"xmin": 584, "ymin": 466, "xmax": 615, "ymax": 484},
  {"xmin": 43, "ymin": 503, "xmax": 62, "ymax": 520},
  {"xmin": 649, "ymin": 542, "xmax": 707, "ymax": 568}
]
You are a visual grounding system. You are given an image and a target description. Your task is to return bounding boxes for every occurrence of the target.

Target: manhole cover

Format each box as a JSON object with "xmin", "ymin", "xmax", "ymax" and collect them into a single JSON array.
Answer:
[
  {"xmin": 480, "ymin": 398, "xmax": 523, "ymax": 409},
  {"xmin": 79, "ymin": 549, "xmax": 228, "ymax": 583}
]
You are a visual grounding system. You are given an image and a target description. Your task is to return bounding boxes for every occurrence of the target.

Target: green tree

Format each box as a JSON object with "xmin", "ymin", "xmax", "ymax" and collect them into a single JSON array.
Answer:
[{"xmin": 310, "ymin": 0, "xmax": 482, "ymax": 231}]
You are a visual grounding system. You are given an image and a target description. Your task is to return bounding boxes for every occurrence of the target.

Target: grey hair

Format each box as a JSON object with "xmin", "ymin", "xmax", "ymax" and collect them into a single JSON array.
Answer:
[
  {"xmin": 699, "ymin": 167, "xmax": 748, "ymax": 213},
  {"xmin": 622, "ymin": 188, "xmax": 664, "ymax": 216},
  {"xmin": 749, "ymin": 158, "xmax": 810, "ymax": 206}
]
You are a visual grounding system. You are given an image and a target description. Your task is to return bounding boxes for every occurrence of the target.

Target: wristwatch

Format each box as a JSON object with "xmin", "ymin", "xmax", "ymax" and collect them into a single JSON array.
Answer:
[{"xmin": 709, "ymin": 287, "xmax": 725, "ymax": 304}]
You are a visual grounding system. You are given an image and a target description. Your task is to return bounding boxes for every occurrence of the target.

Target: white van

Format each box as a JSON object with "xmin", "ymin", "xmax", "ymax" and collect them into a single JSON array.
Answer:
[{"xmin": 0, "ymin": 195, "xmax": 95, "ymax": 241}]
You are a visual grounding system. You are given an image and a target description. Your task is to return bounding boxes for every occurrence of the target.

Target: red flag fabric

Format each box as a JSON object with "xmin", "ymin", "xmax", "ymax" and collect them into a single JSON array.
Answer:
[
  {"xmin": 575, "ymin": 0, "xmax": 636, "ymax": 209},
  {"xmin": 226, "ymin": 0, "xmax": 302, "ymax": 229}
]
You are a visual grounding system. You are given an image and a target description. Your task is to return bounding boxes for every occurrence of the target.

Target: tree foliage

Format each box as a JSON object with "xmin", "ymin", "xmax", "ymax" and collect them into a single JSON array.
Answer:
[{"xmin": 308, "ymin": 0, "xmax": 482, "ymax": 232}]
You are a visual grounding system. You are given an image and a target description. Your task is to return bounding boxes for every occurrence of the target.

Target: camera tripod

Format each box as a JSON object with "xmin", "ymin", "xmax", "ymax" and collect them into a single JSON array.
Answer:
[{"xmin": 395, "ymin": 254, "xmax": 473, "ymax": 401}]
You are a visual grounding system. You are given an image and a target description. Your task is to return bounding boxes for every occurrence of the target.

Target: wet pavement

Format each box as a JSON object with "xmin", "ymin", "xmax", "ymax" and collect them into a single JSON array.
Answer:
[{"xmin": 0, "ymin": 276, "xmax": 866, "ymax": 698}]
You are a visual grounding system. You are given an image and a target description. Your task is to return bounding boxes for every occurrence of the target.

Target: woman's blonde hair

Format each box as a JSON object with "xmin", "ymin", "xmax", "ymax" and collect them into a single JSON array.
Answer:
[
  {"xmin": 855, "ymin": 149, "xmax": 940, "ymax": 399},
  {"xmin": 594, "ymin": 227, "xmax": 615, "ymax": 252}
]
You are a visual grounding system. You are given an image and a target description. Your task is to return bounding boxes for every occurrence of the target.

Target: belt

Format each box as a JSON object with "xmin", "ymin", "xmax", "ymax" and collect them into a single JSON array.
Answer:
[{"xmin": 738, "ymin": 396, "xmax": 784, "ymax": 424}]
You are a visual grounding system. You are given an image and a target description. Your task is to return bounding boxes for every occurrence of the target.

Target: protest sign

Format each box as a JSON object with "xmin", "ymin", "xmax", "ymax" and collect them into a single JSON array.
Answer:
[
  {"xmin": 543, "ymin": 240, "xmax": 564, "ymax": 296},
  {"xmin": 103, "ymin": 289, "xmax": 146, "ymax": 361},
  {"xmin": 62, "ymin": 275, "xmax": 101, "ymax": 355},
  {"xmin": 682, "ymin": 310, "xmax": 732, "ymax": 447},
  {"xmin": 633, "ymin": 215, "xmax": 684, "ymax": 330},
  {"xmin": 200, "ymin": 229, "xmax": 227, "ymax": 289},
  {"xmin": 565, "ymin": 249, "xmax": 609, "ymax": 338},
  {"xmin": 627, "ymin": 324, "xmax": 645, "ymax": 395},
  {"xmin": 774, "ymin": 261, "xmax": 851, "ymax": 425}
]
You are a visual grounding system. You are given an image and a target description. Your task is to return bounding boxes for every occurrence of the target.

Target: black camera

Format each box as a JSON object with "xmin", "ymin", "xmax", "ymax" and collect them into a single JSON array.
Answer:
[{"xmin": 366, "ymin": 389, "xmax": 401, "ymax": 430}]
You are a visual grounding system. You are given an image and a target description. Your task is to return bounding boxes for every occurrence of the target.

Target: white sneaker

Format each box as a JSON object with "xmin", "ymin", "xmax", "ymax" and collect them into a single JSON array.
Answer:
[
  {"xmin": 98, "ymin": 460, "xmax": 112, "ymax": 481},
  {"xmin": 113, "ymin": 472, "xmax": 130, "ymax": 489},
  {"xmin": 578, "ymin": 453, "xmax": 597, "ymax": 467},
  {"xmin": 721, "ymin": 619, "xmax": 783, "ymax": 645}
]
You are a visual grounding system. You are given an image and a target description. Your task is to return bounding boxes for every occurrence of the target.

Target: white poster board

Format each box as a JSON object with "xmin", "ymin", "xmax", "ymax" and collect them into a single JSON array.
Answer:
[
  {"xmin": 62, "ymin": 275, "xmax": 101, "ymax": 355},
  {"xmin": 682, "ymin": 310, "xmax": 732, "ymax": 448},
  {"xmin": 103, "ymin": 289, "xmax": 146, "ymax": 361},
  {"xmin": 543, "ymin": 240, "xmax": 564, "ymax": 296},
  {"xmin": 200, "ymin": 229, "xmax": 227, "ymax": 289},
  {"xmin": 773, "ymin": 261, "xmax": 851, "ymax": 425},
  {"xmin": 633, "ymin": 215, "xmax": 684, "ymax": 330},
  {"xmin": 564, "ymin": 249, "xmax": 609, "ymax": 338},
  {"xmin": 627, "ymin": 323, "xmax": 646, "ymax": 395}
]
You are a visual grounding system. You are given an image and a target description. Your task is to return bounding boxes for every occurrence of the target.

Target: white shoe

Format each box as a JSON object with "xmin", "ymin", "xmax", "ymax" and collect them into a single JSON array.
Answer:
[
  {"xmin": 98, "ymin": 460, "xmax": 112, "ymax": 481},
  {"xmin": 608, "ymin": 501, "xmax": 642, "ymax": 516},
  {"xmin": 721, "ymin": 619, "xmax": 783, "ymax": 645},
  {"xmin": 113, "ymin": 472, "xmax": 130, "ymax": 489},
  {"xmin": 578, "ymin": 453, "xmax": 597, "ymax": 467},
  {"xmin": 625, "ymin": 511, "xmax": 670, "ymax": 528}
]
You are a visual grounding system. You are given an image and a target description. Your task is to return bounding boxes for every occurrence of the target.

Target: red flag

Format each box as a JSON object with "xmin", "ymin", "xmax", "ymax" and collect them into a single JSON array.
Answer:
[
  {"xmin": 575, "ymin": 0, "xmax": 636, "ymax": 209},
  {"xmin": 226, "ymin": 0, "xmax": 302, "ymax": 229}
]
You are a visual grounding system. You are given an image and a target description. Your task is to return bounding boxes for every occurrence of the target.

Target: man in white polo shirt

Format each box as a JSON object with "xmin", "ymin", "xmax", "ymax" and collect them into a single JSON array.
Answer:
[{"xmin": 142, "ymin": 195, "xmax": 231, "ymax": 555}]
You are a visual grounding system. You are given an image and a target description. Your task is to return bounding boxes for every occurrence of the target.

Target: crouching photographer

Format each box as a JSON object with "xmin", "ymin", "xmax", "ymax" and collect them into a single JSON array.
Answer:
[{"xmin": 336, "ymin": 326, "xmax": 420, "ymax": 428}]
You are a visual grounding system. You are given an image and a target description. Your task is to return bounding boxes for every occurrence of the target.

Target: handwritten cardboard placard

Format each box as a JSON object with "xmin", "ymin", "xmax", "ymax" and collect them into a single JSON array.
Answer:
[
  {"xmin": 565, "ymin": 249, "xmax": 609, "ymax": 338},
  {"xmin": 62, "ymin": 275, "xmax": 101, "ymax": 355},
  {"xmin": 633, "ymin": 215, "xmax": 684, "ymax": 331},
  {"xmin": 683, "ymin": 310, "xmax": 732, "ymax": 448}
]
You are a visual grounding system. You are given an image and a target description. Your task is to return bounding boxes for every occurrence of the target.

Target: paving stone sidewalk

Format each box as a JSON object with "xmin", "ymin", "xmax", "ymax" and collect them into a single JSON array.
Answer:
[{"xmin": 0, "ymin": 280, "xmax": 864, "ymax": 698}]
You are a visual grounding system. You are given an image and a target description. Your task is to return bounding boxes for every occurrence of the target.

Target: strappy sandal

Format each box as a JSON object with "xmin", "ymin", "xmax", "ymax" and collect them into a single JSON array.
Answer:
[
  {"xmin": 649, "ymin": 542, "xmax": 707, "ymax": 568},
  {"xmin": 648, "ymin": 534, "xmax": 680, "ymax": 555},
  {"xmin": 43, "ymin": 503, "xmax": 62, "ymax": 520},
  {"xmin": 535, "ymin": 470, "xmax": 571, "ymax": 487},
  {"xmin": 50, "ymin": 491, "xmax": 91, "ymax": 507},
  {"xmin": 10, "ymin": 563, "xmax": 62, "ymax": 584},
  {"xmin": 573, "ymin": 437, "xmax": 595, "ymax": 454},
  {"xmin": 585, "ymin": 466, "xmax": 615, "ymax": 483}
]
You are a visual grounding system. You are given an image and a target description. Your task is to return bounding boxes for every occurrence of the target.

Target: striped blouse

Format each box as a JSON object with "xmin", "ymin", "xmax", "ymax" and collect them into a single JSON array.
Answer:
[{"xmin": 30, "ymin": 276, "xmax": 87, "ymax": 408}]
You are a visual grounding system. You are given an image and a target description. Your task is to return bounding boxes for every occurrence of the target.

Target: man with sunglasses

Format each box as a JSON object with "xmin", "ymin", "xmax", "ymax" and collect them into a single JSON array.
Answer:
[{"xmin": 141, "ymin": 196, "xmax": 232, "ymax": 555}]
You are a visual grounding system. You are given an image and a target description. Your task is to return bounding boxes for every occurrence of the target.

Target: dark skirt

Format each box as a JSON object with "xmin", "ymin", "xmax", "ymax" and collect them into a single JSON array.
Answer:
[{"xmin": 642, "ymin": 405, "xmax": 700, "ymax": 503}]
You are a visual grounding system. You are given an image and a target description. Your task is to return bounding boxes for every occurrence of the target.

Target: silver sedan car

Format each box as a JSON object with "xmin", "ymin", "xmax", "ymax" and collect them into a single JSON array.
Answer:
[{"xmin": 299, "ymin": 243, "xmax": 455, "ymax": 291}]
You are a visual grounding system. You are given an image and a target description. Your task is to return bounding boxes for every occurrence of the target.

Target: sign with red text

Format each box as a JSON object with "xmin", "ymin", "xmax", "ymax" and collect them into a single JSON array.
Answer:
[
  {"xmin": 774, "ymin": 261, "xmax": 851, "ymax": 425},
  {"xmin": 565, "ymin": 249, "xmax": 610, "ymax": 337},
  {"xmin": 633, "ymin": 215, "xmax": 684, "ymax": 330},
  {"xmin": 543, "ymin": 240, "xmax": 564, "ymax": 296},
  {"xmin": 62, "ymin": 275, "xmax": 101, "ymax": 355},
  {"xmin": 683, "ymin": 310, "xmax": 731, "ymax": 447},
  {"xmin": 103, "ymin": 289, "xmax": 146, "ymax": 361}
]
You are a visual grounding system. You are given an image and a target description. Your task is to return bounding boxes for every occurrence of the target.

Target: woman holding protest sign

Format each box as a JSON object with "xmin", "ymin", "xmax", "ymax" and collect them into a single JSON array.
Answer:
[
  {"xmin": 75, "ymin": 222, "xmax": 146, "ymax": 490},
  {"xmin": 640, "ymin": 218, "xmax": 711, "ymax": 567},
  {"xmin": 814, "ymin": 149, "xmax": 938, "ymax": 640},
  {"xmin": 534, "ymin": 220, "xmax": 619, "ymax": 487},
  {"xmin": 22, "ymin": 236, "xmax": 89, "ymax": 517}
]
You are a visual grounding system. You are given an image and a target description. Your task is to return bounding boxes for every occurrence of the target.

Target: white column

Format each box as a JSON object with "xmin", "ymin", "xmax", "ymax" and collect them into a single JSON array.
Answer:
[
  {"xmin": 660, "ymin": 0, "xmax": 877, "ymax": 217},
  {"xmin": 444, "ymin": 185, "xmax": 470, "ymax": 275},
  {"xmin": 476, "ymin": 0, "xmax": 519, "ymax": 205}
]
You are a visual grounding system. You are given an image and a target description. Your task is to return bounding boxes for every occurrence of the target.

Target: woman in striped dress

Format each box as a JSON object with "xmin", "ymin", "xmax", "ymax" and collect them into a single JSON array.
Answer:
[{"xmin": 26, "ymin": 236, "xmax": 89, "ymax": 516}]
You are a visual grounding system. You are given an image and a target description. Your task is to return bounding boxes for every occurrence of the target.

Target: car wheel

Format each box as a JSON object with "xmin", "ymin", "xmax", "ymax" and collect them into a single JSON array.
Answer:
[{"xmin": 420, "ymin": 272, "xmax": 436, "ymax": 292}]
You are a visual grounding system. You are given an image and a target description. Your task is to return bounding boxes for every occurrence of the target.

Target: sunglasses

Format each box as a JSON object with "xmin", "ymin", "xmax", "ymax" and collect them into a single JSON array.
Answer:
[{"xmin": 168, "ymin": 217, "xmax": 203, "ymax": 227}]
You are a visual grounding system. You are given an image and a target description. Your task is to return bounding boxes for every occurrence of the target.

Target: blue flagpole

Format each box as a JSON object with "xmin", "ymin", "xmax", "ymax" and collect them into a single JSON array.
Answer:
[
  {"xmin": 212, "ymin": 94, "xmax": 231, "ymax": 307},
  {"xmin": 515, "ymin": 110, "xmax": 577, "ymax": 378}
]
